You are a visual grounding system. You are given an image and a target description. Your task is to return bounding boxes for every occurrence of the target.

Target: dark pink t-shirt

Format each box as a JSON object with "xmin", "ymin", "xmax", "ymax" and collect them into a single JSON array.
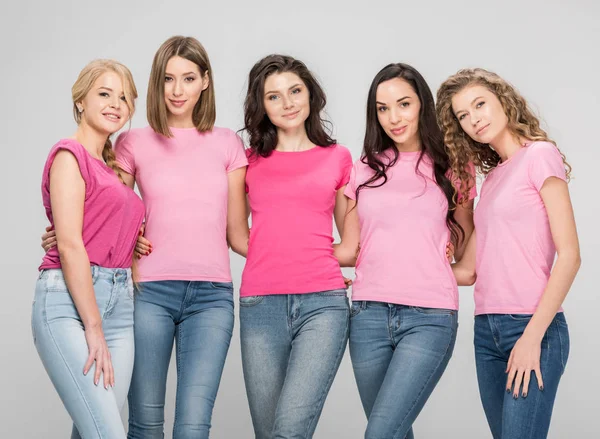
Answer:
[
  {"xmin": 241, "ymin": 144, "xmax": 353, "ymax": 296},
  {"xmin": 39, "ymin": 139, "xmax": 145, "ymax": 270}
]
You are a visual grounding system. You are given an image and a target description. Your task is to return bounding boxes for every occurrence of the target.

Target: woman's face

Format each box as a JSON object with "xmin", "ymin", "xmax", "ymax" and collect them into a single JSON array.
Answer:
[
  {"xmin": 263, "ymin": 71, "xmax": 310, "ymax": 131},
  {"xmin": 375, "ymin": 77, "xmax": 421, "ymax": 151},
  {"xmin": 78, "ymin": 71, "xmax": 130, "ymax": 135},
  {"xmin": 164, "ymin": 56, "xmax": 209, "ymax": 124},
  {"xmin": 451, "ymin": 84, "xmax": 509, "ymax": 145}
]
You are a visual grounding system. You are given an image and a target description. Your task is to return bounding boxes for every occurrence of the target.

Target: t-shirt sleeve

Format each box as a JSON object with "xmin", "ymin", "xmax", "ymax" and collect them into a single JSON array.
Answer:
[
  {"xmin": 226, "ymin": 130, "xmax": 248, "ymax": 172},
  {"xmin": 528, "ymin": 142, "xmax": 567, "ymax": 192},
  {"xmin": 43, "ymin": 140, "xmax": 94, "ymax": 201},
  {"xmin": 114, "ymin": 131, "xmax": 136, "ymax": 175},
  {"xmin": 343, "ymin": 160, "xmax": 359, "ymax": 200},
  {"xmin": 335, "ymin": 145, "xmax": 353, "ymax": 190}
]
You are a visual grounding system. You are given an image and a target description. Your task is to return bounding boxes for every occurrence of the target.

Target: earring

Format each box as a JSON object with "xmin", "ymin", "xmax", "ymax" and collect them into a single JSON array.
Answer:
[{"xmin": 77, "ymin": 105, "xmax": 83, "ymax": 113}]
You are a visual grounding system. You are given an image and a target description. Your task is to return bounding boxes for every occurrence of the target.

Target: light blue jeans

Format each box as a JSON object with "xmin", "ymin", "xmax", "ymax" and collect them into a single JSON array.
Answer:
[
  {"xmin": 349, "ymin": 301, "xmax": 458, "ymax": 439},
  {"xmin": 239, "ymin": 290, "xmax": 350, "ymax": 439},
  {"xmin": 126, "ymin": 280, "xmax": 234, "ymax": 439},
  {"xmin": 32, "ymin": 267, "xmax": 135, "ymax": 439}
]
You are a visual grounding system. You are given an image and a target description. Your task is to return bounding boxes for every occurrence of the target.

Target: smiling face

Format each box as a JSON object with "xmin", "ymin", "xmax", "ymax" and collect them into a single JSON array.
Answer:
[
  {"xmin": 77, "ymin": 71, "xmax": 130, "ymax": 135},
  {"xmin": 451, "ymin": 84, "xmax": 509, "ymax": 145},
  {"xmin": 375, "ymin": 77, "xmax": 421, "ymax": 151},
  {"xmin": 262, "ymin": 71, "xmax": 310, "ymax": 131},
  {"xmin": 164, "ymin": 55, "xmax": 209, "ymax": 126}
]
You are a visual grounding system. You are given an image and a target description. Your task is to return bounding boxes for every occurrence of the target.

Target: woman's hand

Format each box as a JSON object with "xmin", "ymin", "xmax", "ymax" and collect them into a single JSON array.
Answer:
[
  {"xmin": 41, "ymin": 226, "xmax": 57, "ymax": 252},
  {"xmin": 505, "ymin": 333, "xmax": 544, "ymax": 398},
  {"xmin": 83, "ymin": 325, "xmax": 114, "ymax": 389},
  {"xmin": 134, "ymin": 224, "xmax": 152, "ymax": 259}
]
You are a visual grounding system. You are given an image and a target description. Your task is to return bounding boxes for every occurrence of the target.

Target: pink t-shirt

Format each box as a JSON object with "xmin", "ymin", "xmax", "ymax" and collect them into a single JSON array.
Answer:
[
  {"xmin": 241, "ymin": 144, "xmax": 353, "ymax": 296},
  {"xmin": 474, "ymin": 141, "xmax": 567, "ymax": 315},
  {"xmin": 40, "ymin": 139, "xmax": 145, "ymax": 270},
  {"xmin": 114, "ymin": 126, "xmax": 248, "ymax": 282},
  {"xmin": 345, "ymin": 151, "xmax": 477, "ymax": 310}
]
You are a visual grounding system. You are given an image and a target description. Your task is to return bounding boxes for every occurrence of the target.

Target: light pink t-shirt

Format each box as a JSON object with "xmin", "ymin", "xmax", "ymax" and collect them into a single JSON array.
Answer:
[
  {"xmin": 114, "ymin": 126, "xmax": 248, "ymax": 282},
  {"xmin": 40, "ymin": 139, "xmax": 145, "ymax": 270},
  {"xmin": 474, "ymin": 141, "xmax": 567, "ymax": 315},
  {"xmin": 241, "ymin": 145, "xmax": 353, "ymax": 297},
  {"xmin": 345, "ymin": 151, "xmax": 477, "ymax": 310}
]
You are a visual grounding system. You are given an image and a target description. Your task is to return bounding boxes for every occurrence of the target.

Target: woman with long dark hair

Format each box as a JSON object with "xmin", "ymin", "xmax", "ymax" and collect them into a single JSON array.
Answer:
[
  {"xmin": 238, "ymin": 54, "xmax": 352, "ymax": 439},
  {"xmin": 437, "ymin": 68, "xmax": 579, "ymax": 439},
  {"xmin": 335, "ymin": 63, "xmax": 475, "ymax": 438}
]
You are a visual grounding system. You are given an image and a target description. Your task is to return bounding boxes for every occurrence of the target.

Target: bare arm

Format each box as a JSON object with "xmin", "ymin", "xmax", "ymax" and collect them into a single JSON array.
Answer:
[
  {"xmin": 451, "ymin": 230, "xmax": 477, "ymax": 286},
  {"xmin": 453, "ymin": 199, "xmax": 475, "ymax": 261},
  {"xmin": 522, "ymin": 178, "xmax": 580, "ymax": 339},
  {"xmin": 334, "ymin": 186, "xmax": 348, "ymax": 236},
  {"xmin": 50, "ymin": 150, "xmax": 113, "ymax": 388},
  {"xmin": 334, "ymin": 197, "xmax": 360, "ymax": 267},
  {"xmin": 227, "ymin": 167, "xmax": 249, "ymax": 257},
  {"xmin": 506, "ymin": 177, "xmax": 580, "ymax": 397}
]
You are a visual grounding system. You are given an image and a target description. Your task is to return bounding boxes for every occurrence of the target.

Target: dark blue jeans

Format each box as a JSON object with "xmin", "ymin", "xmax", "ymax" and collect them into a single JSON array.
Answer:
[
  {"xmin": 349, "ymin": 301, "xmax": 458, "ymax": 439},
  {"xmin": 474, "ymin": 313, "xmax": 570, "ymax": 439},
  {"xmin": 127, "ymin": 280, "xmax": 234, "ymax": 439},
  {"xmin": 240, "ymin": 290, "xmax": 350, "ymax": 439}
]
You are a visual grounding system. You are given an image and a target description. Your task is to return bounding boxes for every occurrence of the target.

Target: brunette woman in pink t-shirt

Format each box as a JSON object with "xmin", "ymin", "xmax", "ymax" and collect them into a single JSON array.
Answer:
[
  {"xmin": 32, "ymin": 60, "xmax": 145, "ymax": 439},
  {"xmin": 334, "ymin": 63, "xmax": 475, "ymax": 439},
  {"xmin": 238, "ymin": 55, "xmax": 352, "ymax": 439},
  {"xmin": 42, "ymin": 37, "xmax": 249, "ymax": 439},
  {"xmin": 437, "ymin": 68, "xmax": 580, "ymax": 439}
]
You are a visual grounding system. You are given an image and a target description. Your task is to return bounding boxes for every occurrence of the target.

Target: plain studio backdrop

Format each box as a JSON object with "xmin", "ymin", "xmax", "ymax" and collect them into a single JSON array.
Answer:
[{"xmin": 2, "ymin": 0, "xmax": 598, "ymax": 437}]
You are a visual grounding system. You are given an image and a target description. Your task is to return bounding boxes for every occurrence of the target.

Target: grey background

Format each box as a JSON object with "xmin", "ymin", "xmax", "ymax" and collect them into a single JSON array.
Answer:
[{"xmin": 2, "ymin": 0, "xmax": 599, "ymax": 437}]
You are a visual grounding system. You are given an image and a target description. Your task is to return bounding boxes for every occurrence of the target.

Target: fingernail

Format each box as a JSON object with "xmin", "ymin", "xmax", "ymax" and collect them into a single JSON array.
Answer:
[
  {"xmin": 506, "ymin": 388, "xmax": 511, "ymax": 394},
  {"xmin": 95, "ymin": 380, "xmax": 98, "ymax": 386},
  {"xmin": 523, "ymin": 393, "xmax": 527, "ymax": 398},
  {"xmin": 513, "ymin": 394, "xmax": 518, "ymax": 399},
  {"xmin": 145, "ymin": 251, "xmax": 149, "ymax": 255},
  {"xmin": 539, "ymin": 386, "xmax": 544, "ymax": 391},
  {"xmin": 138, "ymin": 231, "xmax": 142, "ymax": 236}
]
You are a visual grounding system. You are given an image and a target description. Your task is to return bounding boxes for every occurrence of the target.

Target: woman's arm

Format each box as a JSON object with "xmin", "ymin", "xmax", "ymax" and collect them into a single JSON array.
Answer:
[
  {"xmin": 451, "ymin": 230, "xmax": 476, "ymax": 286},
  {"xmin": 506, "ymin": 177, "xmax": 581, "ymax": 396},
  {"xmin": 453, "ymin": 199, "xmax": 475, "ymax": 261},
  {"xmin": 334, "ymin": 196, "xmax": 360, "ymax": 268},
  {"xmin": 50, "ymin": 150, "xmax": 114, "ymax": 388},
  {"xmin": 227, "ymin": 167, "xmax": 250, "ymax": 257}
]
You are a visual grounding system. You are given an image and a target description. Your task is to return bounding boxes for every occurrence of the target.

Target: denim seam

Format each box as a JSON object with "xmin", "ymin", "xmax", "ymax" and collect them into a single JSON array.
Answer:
[
  {"xmin": 556, "ymin": 320, "xmax": 567, "ymax": 373},
  {"xmin": 388, "ymin": 306, "xmax": 397, "ymax": 349},
  {"xmin": 174, "ymin": 320, "xmax": 183, "ymax": 431},
  {"xmin": 391, "ymin": 317, "xmax": 457, "ymax": 439},
  {"xmin": 302, "ymin": 307, "xmax": 350, "ymax": 438},
  {"xmin": 43, "ymin": 293, "xmax": 103, "ymax": 437}
]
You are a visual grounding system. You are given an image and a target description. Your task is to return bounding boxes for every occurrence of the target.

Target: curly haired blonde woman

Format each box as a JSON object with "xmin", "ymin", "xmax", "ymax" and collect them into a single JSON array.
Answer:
[
  {"xmin": 32, "ymin": 60, "xmax": 144, "ymax": 439},
  {"xmin": 436, "ymin": 68, "xmax": 580, "ymax": 439}
]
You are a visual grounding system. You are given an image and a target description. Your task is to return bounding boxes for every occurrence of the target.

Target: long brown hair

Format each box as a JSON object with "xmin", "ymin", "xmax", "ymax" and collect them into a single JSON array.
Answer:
[
  {"xmin": 436, "ymin": 68, "xmax": 571, "ymax": 197},
  {"xmin": 147, "ymin": 36, "xmax": 216, "ymax": 137},
  {"xmin": 242, "ymin": 54, "xmax": 335, "ymax": 157}
]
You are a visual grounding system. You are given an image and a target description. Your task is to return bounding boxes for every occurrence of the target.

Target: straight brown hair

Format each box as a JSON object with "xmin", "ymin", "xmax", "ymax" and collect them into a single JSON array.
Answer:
[{"xmin": 147, "ymin": 36, "xmax": 216, "ymax": 137}]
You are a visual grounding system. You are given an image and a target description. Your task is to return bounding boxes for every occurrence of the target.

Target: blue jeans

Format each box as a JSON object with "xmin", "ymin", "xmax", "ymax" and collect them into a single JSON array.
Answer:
[
  {"xmin": 475, "ymin": 313, "xmax": 570, "ymax": 439},
  {"xmin": 239, "ymin": 290, "xmax": 350, "ymax": 439},
  {"xmin": 349, "ymin": 302, "xmax": 458, "ymax": 439},
  {"xmin": 32, "ymin": 267, "xmax": 135, "ymax": 439},
  {"xmin": 127, "ymin": 280, "xmax": 234, "ymax": 439}
]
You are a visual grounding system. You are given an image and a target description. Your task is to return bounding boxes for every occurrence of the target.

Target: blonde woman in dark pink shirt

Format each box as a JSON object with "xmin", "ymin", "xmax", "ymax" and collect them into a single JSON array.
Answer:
[{"xmin": 32, "ymin": 60, "xmax": 145, "ymax": 438}]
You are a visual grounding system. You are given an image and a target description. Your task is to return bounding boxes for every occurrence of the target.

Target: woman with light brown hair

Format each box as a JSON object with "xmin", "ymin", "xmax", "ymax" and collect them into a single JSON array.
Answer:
[
  {"xmin": 42, "ymin": 36, "xmax": 248, "ymax": 438},
  {"xmin": 436, "ymin": 68, "xmax": 580, "ymax": 439},
  {"xmin": 32, "ymin": 59, "xmax": 144, "ymax": 438}
]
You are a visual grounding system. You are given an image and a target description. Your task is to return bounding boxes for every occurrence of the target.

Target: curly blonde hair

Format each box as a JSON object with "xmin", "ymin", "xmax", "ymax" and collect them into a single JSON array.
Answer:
[
  {"xmin": 436, "ymin": 68, "xmax": 571, "ymax": 202},
  {"xmin": 72, "ymin": 59, "xmax": 138, "ymax": 183}
]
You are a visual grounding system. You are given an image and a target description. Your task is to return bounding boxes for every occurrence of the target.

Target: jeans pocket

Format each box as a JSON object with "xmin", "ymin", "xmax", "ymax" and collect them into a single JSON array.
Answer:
[
  {"xmin": 410, "ymin": 306, "xmax": 456, "ymax": 316},
  {"xmin": 350, "ymin": 302, "xmax": 362, "ymax": 318},
  {"xmin": 239, "ymin": 295, "xmax": 265, "ymax": 307},
  {"xmin": 508, "ymin": 314, "xmax": 533, "ymax": 321},
  {"xmin": 210, "ymin": 281, "xmax": 234, "ymax": 291}
]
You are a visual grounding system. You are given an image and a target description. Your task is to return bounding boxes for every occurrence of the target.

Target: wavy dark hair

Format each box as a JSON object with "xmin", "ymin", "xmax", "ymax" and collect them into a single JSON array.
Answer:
[
  {"xmin": 242, "ymin": 54, "xmax": 335, "ymax": 157},
  {"xmin": 357, "ymin": 63, "xmax": 465, "ymax": 245}
]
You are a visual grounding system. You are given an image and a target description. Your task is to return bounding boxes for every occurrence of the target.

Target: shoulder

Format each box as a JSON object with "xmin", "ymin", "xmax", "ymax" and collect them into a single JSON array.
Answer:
[{"xmin": 525, "ymin": 141, "xmax": 560, "ymax": 156}]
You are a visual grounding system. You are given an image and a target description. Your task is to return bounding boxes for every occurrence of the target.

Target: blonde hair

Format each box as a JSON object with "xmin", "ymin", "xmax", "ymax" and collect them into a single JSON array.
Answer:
[
  {"xmin": 72, "ymin": 59, "xmax": 138, "ymax": 183},
  {"xmin": 147, "ymin": 36, "xmax": 216, "ymax": 137},
  {"xmin": 436, "ymin": 68, "xmax": 571, "ymax": 201}
]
